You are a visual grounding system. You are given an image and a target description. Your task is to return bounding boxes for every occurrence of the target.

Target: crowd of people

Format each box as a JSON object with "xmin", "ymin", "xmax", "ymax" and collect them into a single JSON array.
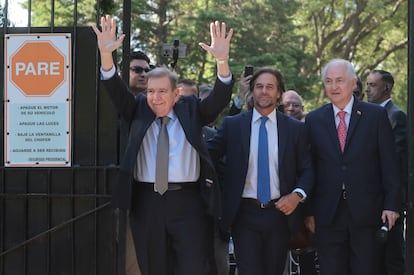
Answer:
[{"xmin": 92, "ymin": 15, "xmax": 407, "ymax": 275}]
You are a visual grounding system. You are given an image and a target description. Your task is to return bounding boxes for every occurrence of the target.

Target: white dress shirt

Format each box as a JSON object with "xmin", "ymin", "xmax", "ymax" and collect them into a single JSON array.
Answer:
[
  {"xmin": 243, "ymin": 108, "xmax": 280, "ymax": 200},
  {"xmin": 332, "ymin": 96, "xmax": 354, "ymax": 129},
  {"xmin": 135, "ymin": 111, "xmax": 200, "ymax": 183},
  {"xmin": 101, "ymin": 65, "xmax": 233, "ymax": 183}
]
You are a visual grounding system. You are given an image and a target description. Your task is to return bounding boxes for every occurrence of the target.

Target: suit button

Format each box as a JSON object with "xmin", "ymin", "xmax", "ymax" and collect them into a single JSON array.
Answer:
[{"xmin": 341, "ymin": 165, "xmax": 347, "ymax": 171}]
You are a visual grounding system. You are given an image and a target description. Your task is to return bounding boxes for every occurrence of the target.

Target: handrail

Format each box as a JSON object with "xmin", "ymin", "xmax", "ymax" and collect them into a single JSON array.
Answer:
[{"xmin": 0, "ymin": 201, "xmax": 111, "ymax": 258}]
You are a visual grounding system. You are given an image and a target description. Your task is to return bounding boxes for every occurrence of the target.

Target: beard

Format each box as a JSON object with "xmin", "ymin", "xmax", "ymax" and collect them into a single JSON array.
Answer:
[{"xmin": 254, "ymin": 97, "xmax": 276, "ymax": 110}]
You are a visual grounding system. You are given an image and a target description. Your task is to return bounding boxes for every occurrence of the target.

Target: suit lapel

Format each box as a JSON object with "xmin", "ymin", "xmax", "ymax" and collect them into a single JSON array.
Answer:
[
  {"xmin": 173, "ymin": 101, "xmax": 193, "ymax": 142},
  {"xmin": 384, "ymin": 100, "xmax": 393, "ymax": 111},
  {"xmin": 345, "ymin": 101, "xmax": 362, "ymax": 150},
  {"xmin": 132, "ymin": 100, "xmax": 155, "ymax": 141},
  {"xmin": 324, "ymin": 104, "xmax": 342, "ymax": 153},
  {"xmin": 238, "ymin": 111, "xmax": 252, "ymax": 164},
  {"xmin": 276, "ymin": 112, "xmax": 288, "ymax": 164}
]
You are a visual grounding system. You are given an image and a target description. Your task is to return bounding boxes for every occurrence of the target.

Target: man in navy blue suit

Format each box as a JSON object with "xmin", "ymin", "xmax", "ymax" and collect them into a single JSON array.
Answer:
[
  {"xmin": 366, "ymin": 69, "xmax": 407, "ymax": 275},
  {"xmin": 305, "ymin": 59, "xmax": 401, "ymax": 275},
  {"xmin": 93, "ymin": 15, "xmax": 234, "ymax": 275},
  {"xmin": 208, "ymin": 67, "xmax": 314, "ymax": 275}
]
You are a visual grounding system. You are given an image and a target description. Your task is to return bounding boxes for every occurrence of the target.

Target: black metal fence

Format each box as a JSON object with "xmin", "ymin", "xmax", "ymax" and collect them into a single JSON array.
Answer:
[{"xmin": 1, "ymin": 15, "xmax": 124, "ymax": 275}]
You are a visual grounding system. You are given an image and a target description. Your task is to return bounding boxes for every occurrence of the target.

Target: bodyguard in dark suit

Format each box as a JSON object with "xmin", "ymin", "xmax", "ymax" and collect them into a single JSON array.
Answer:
[
  {"xmin": 305, "ymin": 59, "xmax": 401, "ymax": 275},
  {"xmin": 92, "ymin": 16, "xmax": 234, "ymax": 275},
  {"xmin": 366, "ymin": 69, "xmax": 407, "ymax": 275},
  {"xmin": 208, "ymin": 67, "xmax": 314, "ymax": 275}
]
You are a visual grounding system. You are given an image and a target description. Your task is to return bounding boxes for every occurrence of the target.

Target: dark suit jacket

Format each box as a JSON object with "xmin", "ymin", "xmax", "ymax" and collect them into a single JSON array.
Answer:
[
  {"xmin": 228, "ymin": 101, "xmax": 242, "ymax": 116},
  {"xmin": 384, "ymin": 100, "xmax": 408, "ymax": 205},
  {"xmin": 202, "ymin": 126, "xmax": 217, "ymax": 141},
  {"xmin": 207, "ymin": 110, "xmax": 314, "ymax": 234},
  {"xmin": 102, "ymin": 73, "xmax": 234, "ymax": 217},
  {"xmin": 385, "ymin": 100, "xmax": 407, "ymax": 156},
  {"xmin": 305, "ymin": 100, "xmax": 401, "ymax": 227}
]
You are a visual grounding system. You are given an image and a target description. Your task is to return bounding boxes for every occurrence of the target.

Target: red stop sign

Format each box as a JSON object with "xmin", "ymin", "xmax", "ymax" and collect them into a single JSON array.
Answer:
[{"xmin": 10, "ymin": 41, "xmax": 65, "ymax": 96}]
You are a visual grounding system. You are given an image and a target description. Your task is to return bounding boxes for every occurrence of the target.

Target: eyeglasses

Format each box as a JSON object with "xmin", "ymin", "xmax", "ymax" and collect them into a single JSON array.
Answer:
[
  {"xmin": 130, "ymin": 66, "xmax": 150, "ymax": 74},
  {"xmin": 282, "ymin": 102, "xmax": 302, "ymax": 108}
]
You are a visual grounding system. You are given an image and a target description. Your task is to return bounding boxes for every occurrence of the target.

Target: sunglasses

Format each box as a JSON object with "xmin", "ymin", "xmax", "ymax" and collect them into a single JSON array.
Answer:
[{"xmin": 130, "ymin": 66, "xmax": 150, "ymax": 74}]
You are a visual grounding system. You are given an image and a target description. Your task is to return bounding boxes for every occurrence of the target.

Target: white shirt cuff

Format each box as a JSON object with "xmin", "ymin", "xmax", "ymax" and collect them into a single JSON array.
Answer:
[
  {"xmin": 292, "ymin": 188, "xmax": 307, "ymax": 202},
  {"xmin": 100, "ymin": 65, "xmax": 116, "ymax": 80},
  {"xmin": 217, "ymin": 73, "xmax": 232, "ymax": 85}
]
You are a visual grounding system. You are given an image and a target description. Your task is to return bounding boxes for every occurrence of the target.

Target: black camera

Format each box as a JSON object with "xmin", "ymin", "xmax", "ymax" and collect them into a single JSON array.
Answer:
[
  {"xmin": 244, "ymin": 66, "xmax": 253, "ymax": 77},
  {"xmin": 375, "ymin": 221, "xmax": 388, "ymax": 244}
]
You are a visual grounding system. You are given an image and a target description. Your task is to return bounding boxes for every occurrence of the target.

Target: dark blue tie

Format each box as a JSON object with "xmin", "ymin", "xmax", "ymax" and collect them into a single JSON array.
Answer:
[{"xmin": 257, "ymin": 116, "xmax": 270, "ymax": 204}]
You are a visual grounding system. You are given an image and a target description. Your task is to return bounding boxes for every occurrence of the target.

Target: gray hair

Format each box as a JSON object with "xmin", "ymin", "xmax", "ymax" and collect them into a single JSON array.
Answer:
[
  {"xmin": 146, "ymin": 66, "xmax": 178, "ymax": 90},
  {"xmin": 283, "ymin": 90, "xmax": 304, "ymax": 104},
  {"xmin": 321, "ymin": 59, "xmax": 356, "ymax": 82}
]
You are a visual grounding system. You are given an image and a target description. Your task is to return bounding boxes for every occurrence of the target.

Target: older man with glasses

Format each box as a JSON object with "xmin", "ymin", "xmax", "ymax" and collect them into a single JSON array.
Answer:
[{"xmin": 281, "ymin": 90, "xmax": 305, "ymax": 121}]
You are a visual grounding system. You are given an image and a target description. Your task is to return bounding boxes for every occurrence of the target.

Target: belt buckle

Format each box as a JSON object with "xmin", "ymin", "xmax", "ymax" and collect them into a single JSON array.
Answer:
[
  {"xmin": 260, "ymin": 202, "xmax": 266, "ymax": 209},
  {"xmin": 342, "ymin": 190, "xmax": 347, "ymax": 200}
]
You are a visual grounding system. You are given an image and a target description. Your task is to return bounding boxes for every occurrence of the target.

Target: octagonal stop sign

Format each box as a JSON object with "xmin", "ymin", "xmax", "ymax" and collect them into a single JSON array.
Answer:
[{"xmin": 11, "ymin": 41, "xmax": 65, "ymax": 96}]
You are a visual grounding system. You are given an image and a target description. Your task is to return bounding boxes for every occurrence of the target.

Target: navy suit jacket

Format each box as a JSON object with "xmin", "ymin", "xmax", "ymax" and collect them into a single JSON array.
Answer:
[
  {"xmin": 306, "ymin": 100, "xmax": 401, "ymax": 227},
  {"xmin": 102, "ymin": 73, "xmax": 234, "ymax": 217},
  {"xmin": 207, "ymin": 110, "xmax": 314, "ymax": 234},
  {"xmin": 384, "ymin": 100, "xmax": 407, "ymax": 205},
  {"xmin": 385, "ymin": 100, "xmax": 407, "ymax": 156}
]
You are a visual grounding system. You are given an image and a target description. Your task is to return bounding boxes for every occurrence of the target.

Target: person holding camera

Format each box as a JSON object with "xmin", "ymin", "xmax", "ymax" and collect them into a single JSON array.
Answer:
[
  {"xmin": 305, "ymin": 59, "xmax": 401, "ymax": 275},
  {"xmin": 92, "ymin": 15, "xmax": 234, "ymax": 275},
  {"xmin": 228, "ymin": 67, "xmax": 253, "ymax": 115}
]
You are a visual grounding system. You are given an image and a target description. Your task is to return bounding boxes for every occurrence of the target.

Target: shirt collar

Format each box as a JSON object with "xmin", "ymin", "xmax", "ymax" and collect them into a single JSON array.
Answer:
[
  {"xmin": 380, "ymin": 98, "xmax": 391, "ymax": 107},
  {"xmin": 157, "ymin": 111, "xmax": 176, "ymax": 125},
  {"xmin": 252, "ymin": 107, "xmax": 277, "ymax": 123},
  {"xmin": 332, "ymin": 96, "xmax": 354, "ymax": 117}
]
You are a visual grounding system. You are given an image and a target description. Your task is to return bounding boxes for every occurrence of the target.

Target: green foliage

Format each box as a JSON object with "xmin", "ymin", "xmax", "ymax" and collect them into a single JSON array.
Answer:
[
  {"xmin": 17, "ymin": 0, "xmax": 408, "ymax": 112},
  {"xmin": 0, "ymin": 2, "xmax": 12, "ymax": 27},
  {"xmin": 22, "ymin": 0, "xmax": 119, "ymax": 26}
]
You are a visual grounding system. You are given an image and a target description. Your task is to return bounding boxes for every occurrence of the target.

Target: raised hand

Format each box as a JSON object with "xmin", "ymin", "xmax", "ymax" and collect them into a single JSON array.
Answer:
[
  {"xmin": 92, "ymin": 15, "xmax": 125, "ymax": 71},
  {"xmin": 92, "ymin": 15, "xmax": 125, "ymax": 54},
  {"xmin": 199, "ymin": 21, "xmax": 233, "ymax": 61}
]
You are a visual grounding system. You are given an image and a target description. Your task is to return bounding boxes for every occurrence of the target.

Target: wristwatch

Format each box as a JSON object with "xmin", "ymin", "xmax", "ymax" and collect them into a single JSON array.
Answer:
[{"xmin": 294, "ymin": 191, "xmax": 304, "ymax": 201}]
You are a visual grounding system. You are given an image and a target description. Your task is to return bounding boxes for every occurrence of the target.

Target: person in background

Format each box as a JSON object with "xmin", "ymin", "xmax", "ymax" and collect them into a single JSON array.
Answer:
[
  {"xmin": 280, "ymin": 89, "xmax": 319, "ymax": 275},
  {"xmin": 353, "ymin": 77, "xmax": 364, "ymax": 101},
  {"xmin": 305, "ymin": 59, "xmax": 401, "ymax": 275},
  {"xmin": 208, "ymin": 67, "xmax": 314, "ymax": 275},
  {"xmin": 120, "ymin": 51, "xmax": 151, "ymax": 96},
  {"xmin": 120, "ymin": 50, "xmax": 152, "ymax": 275},
  {"xmin": 177, "ymin": 78, "xmax": 198, "ymax": 97},
  {"xmin": 280, "ymin": 90, "xmax": 305, "ymax": 121},
  {"xmin": 366, "ymin": 69, "xmax": 407, "ymax": 275},
  {"xmin": 93, "ymin": 15, "xmax": 234, "ymax": 275},
  {"xmin": 178, "ymin": 81, "xmax": 231, "ymax": 275},
  {"xmin": 228, "ymin": 72, "xmax": 252, "ymax": 115},
  {"xmin": 199, "ymin": 84, "xmax": 214, "ymax": 100},
  {"xmin": 199, "ymin": 84, "xmax": 231, "ymax": 275}
]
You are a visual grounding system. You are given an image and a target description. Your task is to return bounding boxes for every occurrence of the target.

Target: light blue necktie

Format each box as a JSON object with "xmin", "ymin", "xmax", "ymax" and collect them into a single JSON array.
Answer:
[{"xmin": 257, "ymin": 116, "xmax": 270, "ymax": 204}]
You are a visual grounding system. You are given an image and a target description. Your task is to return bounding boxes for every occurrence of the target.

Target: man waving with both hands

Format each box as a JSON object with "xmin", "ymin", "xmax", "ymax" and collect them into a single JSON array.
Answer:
[{"xmin": 93, "ymin": 15, "xmax": 234, "ymax": 275}]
